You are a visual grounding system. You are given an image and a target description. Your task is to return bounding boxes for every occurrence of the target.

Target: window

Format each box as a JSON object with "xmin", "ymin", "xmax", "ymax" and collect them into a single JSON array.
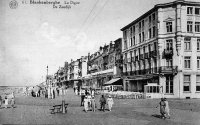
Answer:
[
  {"xmin": 139, "ymin": 33, "xmax": 141, "ymax": 43},
  {"xmin": 153, "ymin": 26, "xmax": 156, "ymax": 37},
  {"xmin": 166, "ymin": 22, "xmax": 172, "ymax": 32},
  {"xmin": 196, "ymin": 75, "xmax": 200, "ymax": 91},
  {"xmin": 187, "ymin": 21, "xmax": 193, "ymax": 32},
  {"xmin": 139, "ymin": 22, "xmax": 141, "ymax": 31},
  {"xmin": 142, "ymin": 32, "xmax": 144, "ymax": 42},
  {"xmin": 166, "ymin": 76, "xmax": 173, "ymax": 94},
  {"xmin": 124, "ymin": 40, "xmax": 127, "ymax": 50},
  {"xmin": 166, "ymin": 59, "xmax": 172, "ymax": 68},
  {"xmin": 197, "ymin": 39, "xmax": 200, "ymax": 51},
  {"xmin": 133, "ymin": 36, "xmax": 136, "ymax": 45},
  {"xmin": 124, "ymin": 30, "xmax": 127, "ymax": 39},
  {"xmin": 187, "ymin": 7, "xmax": 193, "ymax": 14},
  {"xmin": 133, "ymin": 26, "xmax": 135, "ymax": 34},
  {"xmin": 184, "ymin": 75, "xmax": 190, "ymax": 92},
  {"xmin": 195, "ymin": 8, "xmax": 200, "ymax": 15},
  {"xmin": 149, "ymin": 15, "xmax": 151, "ymax": 24},
  {"xmin": 195, "ymin": 22, "xmax": 200, "ymax": 32},
  {"xmin": 184, "ymin": 38, "xmax": 191, "ymax": 51},
  {"xmin": 130, "ymin": 27, "xmax": 133, "ymax": 36},
  {"xmin": 142, "ymin": 20, "xmax": 144, "ymax": 30},
  {"xmin": 149, "ymin": 28, "xmax": 151, "ymax": 39},
  {"xmin": 197, "ymin": 57, "xmax": 200, "ymax": 69},
  {"xmin": 130, "ymin": 38, "xmax": 133, "ymax": 47},
  {"xmin": 152, "ymin": 13, "xmax": 155, "ymax": 21},
  {"xmin": 184, "ymin": 56, "xmax": 191, "ymax": 69},
  {"xmin": 166, "ymin": 39, "xmax": 173, "ymax": 50}
]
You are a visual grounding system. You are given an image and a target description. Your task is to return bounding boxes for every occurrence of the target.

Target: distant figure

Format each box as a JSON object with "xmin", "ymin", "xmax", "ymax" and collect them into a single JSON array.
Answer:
[
  {"xmin": 91, "ymin": 96, "xmax": 96, "ymax": 112},
  {"xmin": 164, "ymin": 98, "xmax": 170, "ymax": 119},
  {"xmin": 75, "ymin": 89, "xmax": 78, "ymax": 95},
  {"xmin": 107, "ymin": 95, "xmax": 114, "ymax": 111},
  {"xmin": 74, "ymin": 87, "xmax": 76, "ymax": 93},
  {"xmin": 91, "ymin": 90, "xmax": 95, "ymax": 97},
  {"xmin": 0, "ymin": 95, "xmax": 2, "ymax": 107},
  {"xmin": 11, "ymin": 97, "xmax": 15, "ymax": 108},
  {"xmin": 84, "ymin": 96, "xmax": 89, "ymax": 112},
  {"xmin": 87, "ymin": 94, "xmax": 92, "ymax": 110},
  {"xmin": 52, "ymin": 89, "xmax": 55, "ymax": 99},
  {"xmin": 80, "ymin": 91, "xmax": 85, "ymax": 107},
  {"xmin": 99, "ymin": 95, "xmax": 106, "ymax": 112},
  {"xmin": 56, "ymin": 87, "xmax": 59, "ymax": 96},
  {"xmin": 157, "ymin": 98, "xmax": 166, "ymax": 119},
  {"xmin": 4, "ymin": 96, "xmax": 8, "ymax": 108}
]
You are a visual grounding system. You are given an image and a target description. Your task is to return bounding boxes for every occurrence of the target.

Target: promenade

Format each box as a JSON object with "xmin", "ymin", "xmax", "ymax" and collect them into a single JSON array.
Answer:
[{"xmin": 0, "ymin": 88, "xmax": 200, "ymax": 125}]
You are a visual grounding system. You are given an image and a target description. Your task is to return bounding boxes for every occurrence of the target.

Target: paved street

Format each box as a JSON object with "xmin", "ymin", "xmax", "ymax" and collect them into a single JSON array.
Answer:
[{"xmin": 0, "ymin": 89, "xmax": 200, "ymax": 125}]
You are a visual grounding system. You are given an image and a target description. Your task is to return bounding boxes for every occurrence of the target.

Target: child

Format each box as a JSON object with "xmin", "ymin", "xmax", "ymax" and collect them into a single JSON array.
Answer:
[
  {"xmin": 4, "ymin": 96, "xmax": 9, "ymax": 108},
  {"xmin": 11, "ymin": 97, "xmax": 15, "ymax": 108},
  {"xmin": 107, "ymin": 95, "xmax": 114, "ymax": 111},
  {"xmin": 84, "ymin": 96, "xmax": 89, "ymax": 112}
]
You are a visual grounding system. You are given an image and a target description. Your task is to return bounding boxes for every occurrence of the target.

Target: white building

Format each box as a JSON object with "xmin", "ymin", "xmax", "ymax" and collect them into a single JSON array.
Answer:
[{"xmin": 121, "ymin": 0, "xmax": 200, "ymax": 98}]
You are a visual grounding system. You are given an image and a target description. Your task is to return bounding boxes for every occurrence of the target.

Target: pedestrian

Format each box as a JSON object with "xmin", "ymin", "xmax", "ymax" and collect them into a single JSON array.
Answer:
[
  {"xmin": 91, "ymin": 96, "xmax": 96, "ymax": 112},
  {"xmin": 91, "ymin": 89, "xmax": 95, "ymax": 97},
  {"xmin": 10, "ymin": 97, "xmax": 15, "ymax": 108},
  {"xmin": 164, "ymin": 98, "xmax": 170, "ymax": 119},
  {"xmin": 80, "ymin": 91, "xmax": 85, "ymax": 107},
  {"xmin": 156, "ymin": 98, "xmax": 166, "ymax": 119},
  {"xmin": 87, "ymin": 94, "xmax": 92, "ymax": 110},
  {"xmin": 84, "ymin": 96, "xmax": 89, "ymax": 112},
  {"xmin": 99, "ymin": 95, "xmax": 106, "ymax": 112},
  {"xmin": 107, "ymin": 95, "xmax": 114, "ymax": 111},
  {"xmin": 75, "ymin": 88, "xmax": 78, "ymax": 95},
  {"xmin": 0, "ymin": 95, "xmax": 2, "ymax": 107},
  {"xmin": 74, "ymin": 87, "xmax": 76, "ymax": 93},
  {"xmin": 56, "ymin": 87, "xmax": 59, "ymax": 96},
  {"xmin": 4, "ymin": 96, "xmax": 9, "ymax": 108}
]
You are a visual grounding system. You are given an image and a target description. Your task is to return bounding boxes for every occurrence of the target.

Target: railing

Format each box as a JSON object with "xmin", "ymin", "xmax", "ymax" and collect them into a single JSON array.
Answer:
[
  {"xmin": 144, "ymin": 53, "xmax": 149, "ymax": 59},
  {"xmin": 139, "ymin": 54, "xmax": 144, "ymax": 60},
  {"xmin": 123, "ymin": 66, "xmax": 178, "ymax": 76},
  {"xmin": 135, "ymin": 56, "xmax": 138, "ymax": 61}
]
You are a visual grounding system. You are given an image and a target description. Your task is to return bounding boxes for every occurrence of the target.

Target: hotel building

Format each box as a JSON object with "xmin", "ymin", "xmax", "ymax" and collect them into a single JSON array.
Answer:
[{"xmin": 121, "ymin": 0, "xmax": 200, "ymax": 98}]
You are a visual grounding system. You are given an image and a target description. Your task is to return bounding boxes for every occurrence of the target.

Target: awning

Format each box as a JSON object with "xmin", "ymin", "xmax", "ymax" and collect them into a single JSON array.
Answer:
[{"xmin": 103, "ymin": 78, "xmax": 122, "ymax": 86}]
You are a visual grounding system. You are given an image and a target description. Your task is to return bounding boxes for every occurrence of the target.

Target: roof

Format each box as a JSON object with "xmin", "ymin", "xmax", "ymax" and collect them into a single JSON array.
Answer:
[
  {"xmin": 104, "ymin": 78, "xmax": 122, "ymax": 86},
  {"xmin": 121, "ymin": 0, "xmax": 200, "ymax": 31}
]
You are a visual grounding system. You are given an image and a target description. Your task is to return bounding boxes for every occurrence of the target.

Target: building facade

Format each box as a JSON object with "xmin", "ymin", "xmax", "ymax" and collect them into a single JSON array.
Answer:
[
  {"xmin": 121, "ymin": 0, "xmax": 200, "ymax": 98},
  {"xmin": 83, "ymin": 38, "xmax": 123, "ymax": 89}
]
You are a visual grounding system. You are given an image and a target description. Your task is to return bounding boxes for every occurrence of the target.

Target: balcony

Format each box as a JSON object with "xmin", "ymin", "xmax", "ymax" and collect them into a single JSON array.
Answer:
[
  {"xmin": 149, "ymin": 50, "xmax": 157, "ymax": 58},
  {"xmin": 135, "ymin": 56, "xmax": 139, "ymax": 61},
  {"xmin": 159, "ymin": 66, "xmax": 178, "ymax": 75},
  {"xmin": 163, "ymin": 49, "xmax": 173, "ymax": 59},
  {"xmin": 127, "ymin": 58, "xmax": 131, "ymax": 63},
  {"xmin": 139, "ymin": 54, "xmax": 144, "ymax": 60},
  {"xmin": 131, "ymin": 57, "xmax": 135, "ymax": 62},
  {"xmin": 144, "ymin": 53, "xmax": 149, "ymax": 59}
]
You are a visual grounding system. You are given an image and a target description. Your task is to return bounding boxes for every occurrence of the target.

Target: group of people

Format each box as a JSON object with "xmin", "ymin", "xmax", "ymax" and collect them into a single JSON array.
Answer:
[
  {"xmin": 0, "ymin": 93, "xmax": 15, "ymax": 109},
  {"xmin": 76, "ymin": 87, "xmax": 114, "ymax": 113},
  {"xmin": 157, "ymin": 97, "xmax": 170, "ymax": 119},
  {"xmin": 83, "ymin": 94, "xmax": 114, "ymax": 113}
]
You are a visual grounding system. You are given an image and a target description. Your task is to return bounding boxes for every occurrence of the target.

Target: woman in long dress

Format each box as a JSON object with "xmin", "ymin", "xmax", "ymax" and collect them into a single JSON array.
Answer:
[
  {"xmin": 159, "ymin": 98, "xmax": 166, "ymax": 119},
  {"xmin": 164, "ymin": 98, "xmax": 170, "ymax": 119},
  {"xmin": 84, "ymin": 96, "xmax": 89, "ymax": 112},
  {"xmin": 107, "ymin": 95, "xmax": 114, "ymax": 111}
]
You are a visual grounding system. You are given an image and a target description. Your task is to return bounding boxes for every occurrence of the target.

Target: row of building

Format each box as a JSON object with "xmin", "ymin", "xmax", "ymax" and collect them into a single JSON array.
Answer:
[{"xmin": 46, "ymin": 0, "xmax": 200, "ymax": 99}]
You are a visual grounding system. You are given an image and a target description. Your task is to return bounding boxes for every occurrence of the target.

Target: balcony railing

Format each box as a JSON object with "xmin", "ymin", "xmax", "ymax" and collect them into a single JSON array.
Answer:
[
  {"xmin": 135, "ymin": 56, "xmax": 139, "ymax": 61},
  {"xmin": 139, "ymin": 54, "xmax": 144, "ymax": 60},
  {"xmin": 159, "ymin": 66, "xmax": 178, "ymax": 74},
  {"xmin": 144, "ymin": 53, "xmax": 149, "ymax": 59},
  {"xmin": 163, "ymin": 49, "xmax": 173, "ymax": 58},
  {"xmin": 122, "ymin": 66, "xmax": 178, "ymax": 76}
]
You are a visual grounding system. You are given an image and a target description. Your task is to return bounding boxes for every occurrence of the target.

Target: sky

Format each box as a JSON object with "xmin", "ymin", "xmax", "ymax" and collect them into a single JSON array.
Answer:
[{"xmin": 0, "ymin": 0, "xmax": 199, "ymax": 86}]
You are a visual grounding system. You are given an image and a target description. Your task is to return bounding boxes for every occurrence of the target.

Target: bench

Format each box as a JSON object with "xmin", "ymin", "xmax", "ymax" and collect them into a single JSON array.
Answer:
[{"xmin": 50, "ymin": 103, "xmax": 68, "ymax": 114}]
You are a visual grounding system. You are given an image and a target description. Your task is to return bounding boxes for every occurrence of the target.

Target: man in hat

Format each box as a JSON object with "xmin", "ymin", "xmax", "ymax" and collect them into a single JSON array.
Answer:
[
  {"xmin": 99, "ymin": 95, "xmax": 106, "ymax": 112},
  {"xmin": 107, "ymin": 95, "xmax": 114, "ymax": 111}
]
